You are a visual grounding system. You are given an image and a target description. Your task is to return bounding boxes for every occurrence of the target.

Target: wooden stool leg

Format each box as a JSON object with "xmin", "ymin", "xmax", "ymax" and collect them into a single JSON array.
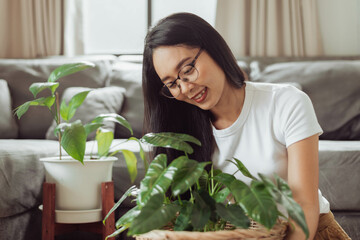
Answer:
[
  {"xmin": 101, "ymin": 182, "xmax": 115, "ymax": 240},
  {"xmin": 42, "ymin": 183, "xmax": 56, "ymax": 240}
]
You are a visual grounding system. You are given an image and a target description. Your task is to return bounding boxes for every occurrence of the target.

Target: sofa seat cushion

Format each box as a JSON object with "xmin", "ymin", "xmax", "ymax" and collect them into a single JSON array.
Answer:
[
  {"xmin": 319, "ymin": 140, "xmax": 360, "ymax": 211},
  {"xmin": 0, "ymin": 139, "xmax": 59, "ymax": 217}
]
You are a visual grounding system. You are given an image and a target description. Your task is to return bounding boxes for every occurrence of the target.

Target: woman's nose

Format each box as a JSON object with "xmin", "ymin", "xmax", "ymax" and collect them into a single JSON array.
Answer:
[{"xmin": 178, "ymin": 80, "xmax": 196, "ymax": 96}]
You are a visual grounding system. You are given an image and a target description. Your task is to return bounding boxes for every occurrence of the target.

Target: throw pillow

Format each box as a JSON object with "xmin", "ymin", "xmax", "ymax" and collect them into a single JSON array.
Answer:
[
  {"xmin": 46, "ymin": 86, "xmax": 125, "ymax": 140},
  {"xmin": 0, "ymin": 79, "xmax": 18, "ymax": 138},
  {"xmin": 111, "ymin": 61, "xmax": 144, "ymax": 138}
]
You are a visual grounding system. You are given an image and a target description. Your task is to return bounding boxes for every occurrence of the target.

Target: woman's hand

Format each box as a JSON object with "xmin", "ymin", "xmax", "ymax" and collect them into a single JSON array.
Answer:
[{"xmin": 286, "ymin": 134, "xmax": 320, "ymax": 240}]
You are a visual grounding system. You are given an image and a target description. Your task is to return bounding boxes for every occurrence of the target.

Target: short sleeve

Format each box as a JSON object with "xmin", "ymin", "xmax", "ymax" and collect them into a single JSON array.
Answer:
[{"xmin": 274, "ymin": 86, "xmax": 323, "ymax": 148}]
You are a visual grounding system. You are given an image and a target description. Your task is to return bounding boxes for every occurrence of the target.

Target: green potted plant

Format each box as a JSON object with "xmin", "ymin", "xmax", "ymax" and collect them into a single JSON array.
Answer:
[
  {"xmin": 104, "ymin": 133, "xmax": 309, "ymax": 240},
  {"xmin": 14, "ymin": 62, "xmax": 144, "ymax": 223}
]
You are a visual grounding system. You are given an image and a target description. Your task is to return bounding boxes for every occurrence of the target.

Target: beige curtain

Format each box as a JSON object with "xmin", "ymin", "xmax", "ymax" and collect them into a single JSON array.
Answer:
[
  {"xmin": 0, "ymin": 0, "xmax": 62, "ymax": 58},
  {"xmin": 0, "ymin": 0, "xmax": 85, "ymax": 59},
  {"xmin": 215, "ymin": 0, "xmax": 324, "ymax": 57}
]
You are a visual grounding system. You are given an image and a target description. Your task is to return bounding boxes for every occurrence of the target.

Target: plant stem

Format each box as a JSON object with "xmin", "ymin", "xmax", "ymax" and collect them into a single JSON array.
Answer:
[
  {"xmin": 177, "ymin": 195, "xmax": 183, "ymax": 205},
  {"xmin": 56, "ymin": 93, "xmax": 62, "ymax": 160},
  {"xmin": 211, "ymin": 165, "xmax": 214, "ymax": 194},
  {"xmin": 189, "ymin": 186, "xmax": 194, "ymax": 203}
]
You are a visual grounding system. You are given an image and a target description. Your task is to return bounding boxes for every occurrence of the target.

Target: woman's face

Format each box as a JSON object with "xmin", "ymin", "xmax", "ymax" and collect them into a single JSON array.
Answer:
[{"xmin": 152, "ymin": 45, "xmax": 229, "ymax": 111}]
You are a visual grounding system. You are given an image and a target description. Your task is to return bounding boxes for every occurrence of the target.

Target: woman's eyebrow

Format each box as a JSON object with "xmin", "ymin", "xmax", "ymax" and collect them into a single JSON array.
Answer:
[{"xmin": 161, "ymin": 56, "xmax": 192, "ymax": 82}]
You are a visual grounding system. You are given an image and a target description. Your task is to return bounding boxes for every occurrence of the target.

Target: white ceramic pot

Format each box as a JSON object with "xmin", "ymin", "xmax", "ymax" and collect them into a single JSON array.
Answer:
[{"xmin": 40, "ymin": 156, "xmax": 117, "ymax": 211}]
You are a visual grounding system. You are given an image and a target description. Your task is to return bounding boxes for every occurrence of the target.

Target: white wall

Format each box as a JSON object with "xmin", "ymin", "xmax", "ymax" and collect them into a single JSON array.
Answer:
[{"xmin": 317, "ymin": 0, "xmax": 360, "ymax": 55}]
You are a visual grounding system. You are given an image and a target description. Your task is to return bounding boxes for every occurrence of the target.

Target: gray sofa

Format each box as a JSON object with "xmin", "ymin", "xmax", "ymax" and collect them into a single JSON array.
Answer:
[
  {"xmin": 0, "ymin": 54, "xmax": 359, "ymax": 239},
  {"xmin": 0, "ymin": 55, "xmax": 147, "ymax": 240}
]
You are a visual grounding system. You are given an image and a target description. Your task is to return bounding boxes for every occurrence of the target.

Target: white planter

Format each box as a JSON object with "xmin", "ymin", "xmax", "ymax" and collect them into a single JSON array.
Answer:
[{"xmin": 40, "ymin": 156, "xmax": 117, "ymax": 212}]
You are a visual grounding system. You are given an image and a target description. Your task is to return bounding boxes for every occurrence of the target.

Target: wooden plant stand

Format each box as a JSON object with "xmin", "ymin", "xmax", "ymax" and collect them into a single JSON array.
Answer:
[{"xmin": 42, "ymin": 181, "xmax": 115, "ymax": 240}]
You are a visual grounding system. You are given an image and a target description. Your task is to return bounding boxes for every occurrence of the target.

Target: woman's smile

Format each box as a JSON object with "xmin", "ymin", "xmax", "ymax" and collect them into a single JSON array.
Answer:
[{"xmin": 191, "ymin": 87, "xmax": 208, "ymax": 103}]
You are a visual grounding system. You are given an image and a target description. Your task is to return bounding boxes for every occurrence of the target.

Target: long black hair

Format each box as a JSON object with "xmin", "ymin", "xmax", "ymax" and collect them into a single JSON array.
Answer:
[{"xmin": 143, "ymin": 13, "xmax": 245, "ymax": 164}]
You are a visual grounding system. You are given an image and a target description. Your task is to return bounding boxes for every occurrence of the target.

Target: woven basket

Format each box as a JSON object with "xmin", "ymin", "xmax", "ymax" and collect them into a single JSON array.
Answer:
[{"xmin": 135, "ymin": 219, "xmax": 288, "ymax": 240}]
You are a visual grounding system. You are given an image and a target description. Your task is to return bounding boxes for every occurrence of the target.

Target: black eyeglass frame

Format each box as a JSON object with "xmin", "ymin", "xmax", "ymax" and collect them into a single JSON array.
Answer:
[{"xmin": 160, "ymin": 48, "xmax": 203, "ymax": 98}]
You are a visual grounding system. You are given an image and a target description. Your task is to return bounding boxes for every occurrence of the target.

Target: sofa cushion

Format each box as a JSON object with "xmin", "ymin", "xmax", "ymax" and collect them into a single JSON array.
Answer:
[
  {"xmin": 319, "ymin": 140, "xmax": 360, "ymax": 211},
  {"xmin": 0, "ymin": 55, "xmax": 117, "ymax": 139},
  {"xmin": 0, "ymin": 80, "xmax": 18, "ymax": 139},
  {"xmin": 250, "ymin": 61, "xmax": 360, "ymax": 140},
  {"xmin": 0, "ymin": 140, "xmax": 58, "ymax": 217},
  {"xmin": 111, "ymin": 61, "xmax": 144, "ymax": 138},
  {"xmin": 46, "ymin": 86, "xmax": 126, "ymax": 140}
]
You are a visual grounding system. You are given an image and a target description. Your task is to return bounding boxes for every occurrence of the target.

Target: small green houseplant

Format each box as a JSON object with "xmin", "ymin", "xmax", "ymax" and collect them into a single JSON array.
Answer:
[
  {"xmin": 104, "ymin": 133, "xmax": 309, "ymax": 239},
  {"xmin": 14, "ymin": 62, "xmax": 144, "ymax": 216},
  {"xmin": 14, "ymin": 62, "xmax": 135, "ymax": 166}
]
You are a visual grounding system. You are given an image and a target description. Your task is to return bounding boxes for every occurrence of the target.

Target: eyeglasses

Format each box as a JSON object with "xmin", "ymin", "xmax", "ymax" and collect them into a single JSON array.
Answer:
[{"xmin": 160, "ymin": 48, "xmax": 203, "ymax": 98}]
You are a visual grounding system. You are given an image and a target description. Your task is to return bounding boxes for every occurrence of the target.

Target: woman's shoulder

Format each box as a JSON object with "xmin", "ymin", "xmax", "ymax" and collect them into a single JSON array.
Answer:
[
  {"xmin": 246, "ymin": 81, "xmax": 306, "ymax": 102},
  {"xmin": 246, "ymin": 81, "xmax": 301, "ymax": 92}
]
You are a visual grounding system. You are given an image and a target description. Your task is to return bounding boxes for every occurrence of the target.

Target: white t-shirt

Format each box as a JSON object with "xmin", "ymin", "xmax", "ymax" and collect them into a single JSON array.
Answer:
[{"xmin": 212, "ymin": 81, "xmax": 330, "ymax": 214}]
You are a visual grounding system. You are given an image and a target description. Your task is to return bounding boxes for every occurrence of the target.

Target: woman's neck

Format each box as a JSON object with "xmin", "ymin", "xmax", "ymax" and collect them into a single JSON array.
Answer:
[{"xmin": 211, "ymin": 83, "xmax": 246, "ymax": 130}]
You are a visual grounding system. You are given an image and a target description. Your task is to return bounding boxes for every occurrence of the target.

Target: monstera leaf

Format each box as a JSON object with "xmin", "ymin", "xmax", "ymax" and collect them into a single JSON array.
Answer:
[
  {"xmin": 141, "ymin": 132, "xmax": 201, "ymax": 154},
  {"xmin": 137, "ymin": 154, "xmax": 174, "ymax": 206},
  {"xmin": 215, "ymin": 203, "xmax": 250, "ymax": 229},
  {"xmin": 259, "ymin": 173, "xmax": 309, "ymax": 238},
  {"xmin": 171, "ymin": 157, "xmax": 210, "ymax": 196},
  {"xmin": 129, "ymin": 193, "xmax": 180, "ymax": 235},
  {"xmin": 230, "ymin": 179, "xmax": 278, "ymax": 229}
]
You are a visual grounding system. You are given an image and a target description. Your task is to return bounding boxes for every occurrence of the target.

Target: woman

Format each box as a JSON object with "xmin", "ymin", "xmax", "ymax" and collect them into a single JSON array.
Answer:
[{"xmin": 142, "ymin": 12, "xmax": 349, "ymax": 240}]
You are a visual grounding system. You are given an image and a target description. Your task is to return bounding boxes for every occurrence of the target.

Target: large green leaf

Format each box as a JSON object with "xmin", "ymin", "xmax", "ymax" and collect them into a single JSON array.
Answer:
[
  {"xmin": 213, "ymin": 172, "xmax": 236, "ymax": 188},
  {"xmin": 60, "ymin": 90, "xmax": 91, "ymax": 121},
  {"xmin": 228, "ymin": 158, "xmax": 257, "ymax": 180},
  {"xmin": 116, "ymin": 205, "xmax": 140, "ymax": 229},
  {"xmin": 198, "ymin": 189, "xmax": 218, "ymax": 222},
  {"xmin": 171, "ymin": 157, "xmax": 210, "ymax": 196},
  {"xmin": 259, "ymin": 174, "xmax": 309, "ymax": 238},
  {"xmin": 96, "ymin": 128, "xmax": 114, "ymax": 157},
  {"xmin": 84, "ymin": 122, "xmax": 103, "ymax": 136},
  {"xmin": 48, "ymin": 62, "xmax": 95, "ymax": 83},
  {"xmin": 215, "ymin": 203, "xmax": 250, "ymax": 229},
  {"xmin": 230, "ymin": 179, "xmax": 278, "ymax": 229},
  {"xmin": 103, "ymin": 185, "xmax": 137, "ymax": 224},
  {"xmin": 140, "ymin": 132, "xmax": 201, "ymax": 154},
  {"xmin": 53, "ymin": 122, "xmax": 71, "ymax": 138},
  {"xmin": 14, "ymin": 96, "xmax": 55, "ymax": 119},
  {"xmin": 174, "ymin": 202, "xmax": 193, "ymax": 231},
  {"xmin": 61, "ymin": 120, "xmax": 86, "ymax": 163},
  {"xmin": 29, "ymin": 82, "xmax": 59, "ymax": 98},
  {"xmin": 129, "ymin": 194, "xmax": 180, "ymax": 235},
  {"xmin": 213, "ymin": 187, "xmax": 231, "ymax": 203},
  {"xmin": 191, "ymin": 191, "xmax": 211, "ymax": 230},
  {"xmin": 198, "ymin": 170, "xmax": 208, "ymax": 190},
  {"xmin": 105, "ymin": 226, "xmax": 129, "ymax": 240},
  {"xmin": 121, "ymin": 150, "xmax": 138, "ymax": 183},
  {"xmin": 92, "ymin": 113, "xmax": 133, "ymax": 135},
  {"xmin": 137, "ymin": 154, "xmax": 174, "ymax": 206},
  {"xmin": 129, "ymin": 137, "xmax": 149, "ymax": 172}
]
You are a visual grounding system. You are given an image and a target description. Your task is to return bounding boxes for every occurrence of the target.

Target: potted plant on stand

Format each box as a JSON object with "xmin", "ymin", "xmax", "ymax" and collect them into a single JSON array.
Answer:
[
  {"xmin": 104, "ymin": 133, "xmax": 310, "ymax": 240},
  {"xmin": 14, "ymin": 62, "xmax": 143, "ymax": 227}
]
